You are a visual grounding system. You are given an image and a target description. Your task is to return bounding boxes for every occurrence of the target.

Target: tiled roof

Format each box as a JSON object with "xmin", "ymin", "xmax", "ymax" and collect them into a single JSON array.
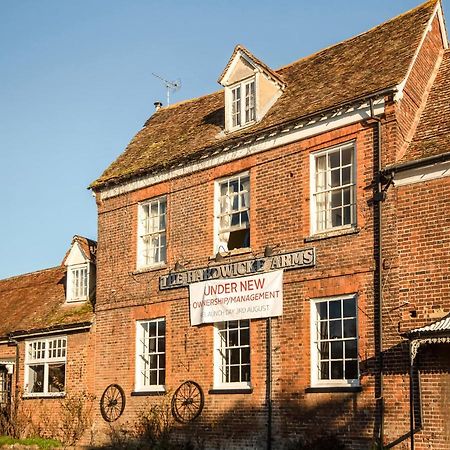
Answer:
[
  {"xmin": 91, "ymin": 0, "xmax": 438, "ymax": 190},
  {"xmin": 0, "ymin": 266, "xmax": 94, "ymax": 338},
  {"xmin": 401, "ymin": 49, "xmax": 450, "ymax": 163},
  {"xmin": 407, "ymin": 314, "xmax": 450, "ymax": 337},
  {"xmin": 62, "ymin": 235, "xmax": 97, "ymax": 265}
]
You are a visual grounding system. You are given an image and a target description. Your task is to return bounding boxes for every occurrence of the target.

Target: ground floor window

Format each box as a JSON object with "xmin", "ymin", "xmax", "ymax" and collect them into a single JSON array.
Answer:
[
  {"xmin": 311, "ymin": 295, "xmax": 359, "ymax": 386},
  {"xmin": 135, "ymin": 318, "xmax": 166, "ymax": 391},
  {"xmin": 214, "ymin": 320, "xmax": 251, "ymax": 388},
  {"xmin": 24, "ymin": 337, "xmax": 67, "ymax": 396}
]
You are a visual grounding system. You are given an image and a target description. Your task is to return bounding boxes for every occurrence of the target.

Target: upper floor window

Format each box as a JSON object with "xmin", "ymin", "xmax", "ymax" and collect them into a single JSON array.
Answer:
[
  {"xmin": 24, "ymin": 337, "xmax": 67, "ymax": 396},
  {"xmin": 67, "ymin": 264, "xmax": 88, "ymax": 302},
  {"xmin": 214, "ymin": 320, "xmax": 250, "ymax": 389},
  {"xmin": 138, "ymin": 197, "xmax": 167, "ymax": 269},
  {"xmin": 311, "ymin": 143, "xmax": 356, "ymax": 234},
  {"xmin": 310, "ymin": 295, "xmax": 358, "ymax": 387},
  {"xmin": 135, "ymin": 318, "xmax": 166, "ymax": 392},
  {"xmin": 215, "ymin": 173, "xmax": 250, "ymax": 252},
  {"xmin": 230, "ymin": 79, "xmax": 256, "ymax": 129}
]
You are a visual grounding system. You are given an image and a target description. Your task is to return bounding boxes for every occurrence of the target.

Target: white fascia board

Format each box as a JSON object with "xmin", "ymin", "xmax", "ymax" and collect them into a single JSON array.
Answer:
[
  {"xmin": 395, "ymin": 2, "xmax": 447, "ymax": 102},
  {"xmin": 99, "ymin": 99, "xmax": 385, "ymax": 200},
  {"xmin": 394, "ymin": 160, "xmax": 450, "ymax": 186}
]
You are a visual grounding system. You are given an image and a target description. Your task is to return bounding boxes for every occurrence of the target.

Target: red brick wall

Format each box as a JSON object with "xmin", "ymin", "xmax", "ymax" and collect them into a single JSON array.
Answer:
[{"xmin": 93, "ymin": 121, "xmax": 382, "ymax": 449}]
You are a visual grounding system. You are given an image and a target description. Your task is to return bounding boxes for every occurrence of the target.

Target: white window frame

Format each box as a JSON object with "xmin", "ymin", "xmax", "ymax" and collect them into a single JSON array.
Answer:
[
  {"xmin": 214, "ymin": 172, "xmax": 250, "ymax": 253},
  {"xmin": 24, "ymin": 336, "xmax": 67, "ymax": 397},
  {"xmin": 66, "ymin": 263, "xmax": 89, "ymax": 302},
  {"xmin": 227, "ymin": 77, "xmax": 256, "ymax": 131},
  {"xmin": 213, "ymin": 320, "xmax": 251, "ymax": 390},
  {"xmin": 310, "ymin": 294, "xmax": 359, "ymax": 388},
  {"xmin": 135, "ymin": 318, "xmax": 166, "ymax": 392},
  {"xmin": 137, "ymin": 196, "xmax": 167, "ymax": 269},
  {"xmin": 310, "ymin": 142, "xmax": 356, "ymax": 235}
]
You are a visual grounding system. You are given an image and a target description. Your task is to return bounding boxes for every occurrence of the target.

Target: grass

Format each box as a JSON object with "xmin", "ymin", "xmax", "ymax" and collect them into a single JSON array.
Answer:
[{"xmin": 0, "ymin": 436, "xmax": 61, "ymax": 448}]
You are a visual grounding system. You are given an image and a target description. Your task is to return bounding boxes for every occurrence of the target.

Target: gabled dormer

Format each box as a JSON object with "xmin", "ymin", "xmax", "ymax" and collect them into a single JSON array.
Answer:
[
  {"xmin": 219, "ymin": 45, "xmax": 285, "ymax": 133},
  {"xmin": 63, "ymin": 236, "xmax": 97, "ymax": 303}
]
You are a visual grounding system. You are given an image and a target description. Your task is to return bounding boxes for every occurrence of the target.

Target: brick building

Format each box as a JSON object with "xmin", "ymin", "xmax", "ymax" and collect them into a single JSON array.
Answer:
[
  {"xmin": 0, "ymin": 236, "xmax": 96, "ymax": 438},
  {"xmin": 88, "ymin": 1, "xmax": 450, "ymax": 448},
  {"xmin": 1, "ymin": 0, "xmax": 448, "ymax": 449}
]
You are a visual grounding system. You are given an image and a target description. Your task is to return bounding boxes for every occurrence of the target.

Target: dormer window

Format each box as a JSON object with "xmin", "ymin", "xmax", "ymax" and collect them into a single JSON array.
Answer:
[
  {"xmin": 67, "ymin": 264, "xmax": 88, "ymax": 302},
  {"xmin": 231, "ymin": 80, "xmax": 255, "ymax": 128},
  {"xmin": 63, "ymin": 235, "xmax": 96, "ymax": 304},
  {"xmin": 219, "ymin": 45, "xmax": 285, "ymax": 133}
]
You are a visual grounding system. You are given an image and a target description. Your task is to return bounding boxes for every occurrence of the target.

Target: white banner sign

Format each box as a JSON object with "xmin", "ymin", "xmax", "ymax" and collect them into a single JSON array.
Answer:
[{"xmin": 189, "ymin": 270, "xmax": 283, "ymax": 325}]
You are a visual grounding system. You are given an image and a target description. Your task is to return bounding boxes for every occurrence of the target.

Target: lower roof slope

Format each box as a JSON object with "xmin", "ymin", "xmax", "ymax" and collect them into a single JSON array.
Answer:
[
  {"xmin": 0, "ymin": 266, "xmax": 93, "ymax": 338},
  {"xmin": 91, "ymin": 1, "xmax": 438, "ymax": 190},
  {"xmin": 402, "ymin": 49, "xmax": 450, "ymax": 162}
]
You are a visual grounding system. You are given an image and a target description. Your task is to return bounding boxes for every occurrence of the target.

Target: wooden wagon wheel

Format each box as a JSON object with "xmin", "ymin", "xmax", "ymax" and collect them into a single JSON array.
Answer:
[
  {"xmin": 100, "ymin": 384, "xmax": 126, "ymax": 422},
  {"xmin": 171, "ymin": 380, "xmax": 204, "ymax": 423}
]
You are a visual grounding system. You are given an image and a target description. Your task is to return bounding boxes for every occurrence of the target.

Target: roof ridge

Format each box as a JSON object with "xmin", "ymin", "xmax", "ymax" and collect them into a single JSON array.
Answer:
[
  {"xmin": 151, "ymin": 89, "xmax": 222, "ymax": 114},
  {"xmin": 276, "ymin": 0, "xmax": 438, "ymax": 73},
  {"xmin": 0, "ymin": 265, "xmax": 63, "ymax": 285}
]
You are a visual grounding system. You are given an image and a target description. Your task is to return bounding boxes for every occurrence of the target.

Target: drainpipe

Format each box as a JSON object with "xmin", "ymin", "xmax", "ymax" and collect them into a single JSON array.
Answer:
[
  {"xmin": 370, "ymin": 99, "xmax": 385, "ymax": 448},
  {"xmin": 267, "ymin": 317, "xmax": 272, "ymax": 450},
  {"xmin": 7, "ymin": 337, "xmax": 19, "ymax": 423},
  {"xmin": 409, "ymin": 342, "xmax": 415, "ymax": 450}
]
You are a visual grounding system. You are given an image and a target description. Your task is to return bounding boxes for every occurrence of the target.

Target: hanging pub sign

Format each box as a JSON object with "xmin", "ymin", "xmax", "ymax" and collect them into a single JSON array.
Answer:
[
  {"xmin": 159, "ymin": 247, "xmax": 315, "ymax": 290},
  {"xmin": 189, "ymin": 270, "xmax": 283, "ymax": 326}
]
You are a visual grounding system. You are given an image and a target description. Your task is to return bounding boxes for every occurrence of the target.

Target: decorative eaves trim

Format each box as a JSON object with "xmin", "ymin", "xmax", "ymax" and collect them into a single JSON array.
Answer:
[{"xmin": 98, "ymin": 98, "xmax": 385, "ymax": 200}]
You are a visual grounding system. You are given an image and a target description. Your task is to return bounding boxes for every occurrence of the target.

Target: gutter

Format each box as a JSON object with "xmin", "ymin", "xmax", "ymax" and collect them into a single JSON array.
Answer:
[
  {"xmin": 0, "ymin": 322, "xmax": 92, "ymax": 342},
  {"xmin": 382, "ymin": 151, "xmax": 450, "ymax": 175}
]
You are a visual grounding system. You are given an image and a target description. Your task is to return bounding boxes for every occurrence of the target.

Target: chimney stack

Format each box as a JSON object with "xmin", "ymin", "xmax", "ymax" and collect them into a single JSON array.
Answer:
[{"xmin": 154, "ymin": 101, "xmax": 163, "ymax": 111}]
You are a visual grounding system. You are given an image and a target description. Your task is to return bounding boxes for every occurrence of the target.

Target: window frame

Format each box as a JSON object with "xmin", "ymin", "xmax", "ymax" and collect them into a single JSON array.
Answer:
[
  {"xmin": 135, "ymin": 318, "xmax": 166, "ymax": 393},
  {"xmin": 227, "ymin": 77, "xmax": 257, "ymax": 131},
  {"xmin": 213, "ymin": 320, "xmax": 251, "ymax": 390},
  {"xmin": 310, "ymin": 294, "xmax": 359, "ymax": 388},
  {"xmin": 214, "ymin": 172, "xmax": 251, "ymax": 254},
  {"xmin": 24, "ymin": 336, "xmax": 67, "ymax": 397},
  {"xmin": 66, "ymin": 262, "xmax": 89, "ymax": 303},
  {"xmin": 310, "ymin": 142, "xmax": 357, "ymax": 235},
  {"xmin": 137, "ymin": 196, "xmax": 167, "ymax": 270}
]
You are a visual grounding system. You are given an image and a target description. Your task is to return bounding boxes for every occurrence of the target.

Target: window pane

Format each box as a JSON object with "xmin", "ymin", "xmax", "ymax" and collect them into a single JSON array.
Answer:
[
  {"xmin": 332, "ymin": 208, "xmax": 342, "ymax": 227},
  {"xmin": 343, "ymin": 299, "xmax": 356, "ymax": 317},
  {"xmin": 29, "ymin": 365, "xmax": 45, "ymax": 393},
  {"xmin": 342, "ymin": 147, "xmax": 352, "ymax": 165},
  {"xmin": 241, "ymin": 364, "xmax": 250, "ymax": 382},
  {"xmin": 331, "ymin": 341, "xmax": 343, "ymax": 359},
  {"xmin": 329, "ymin": 301, "xmax": 341, "ymax": 319},
  {"xmin": 320, "ymin": 362, "xmax": 329, "ymax": 380},
  {"xmin": 241, "ymin": 347, "xmax": 250, "ymax": 364},
  {"xmin": 330, "ymin": 169, "xmax": 340, "ymax": 188},
  {"xmin": 319, "ymin": 321, "xmax": 328, "ymax": 340},
  {"xmin": 230, "ymin": 349, "xmax": 240, "ymax": 365},
  {"xmin": 317, "ymin": 302, "xmax": 328, "ymax": 320},
  {"xmin": 343, "ymin": 319, "xmax": 357, "ymax": 338},
  {"xmin": 48, "ymin": 364, "xmax": 65, "ymax": 393},
  {"xmin": 345, "ymin": 360, "xmax": 358, "ymax": 379},
  {"xmin": 329, "ymin": 320, "xmax": 342, "ymax": 339},
  {"xmin": 329, "ymin": 151, "xmax": 340, "ymax": 168},
  {"xmin": 342, "ymin": 167, "xmax": 351, "ymax": 185},
  {"xmin": 230, "ymin": 366, "xmax": 240, "ymax": 383},
  {"xmin": 320, "ymin": 341, "xmax": 329, "ymax": 360},
  {"xmin": 331, "ymin": 361, "xmax": 344, "ymax": 379},
  {"xmin": 345, "ymin": 340, "xmax": 358, "ymax": 359}
]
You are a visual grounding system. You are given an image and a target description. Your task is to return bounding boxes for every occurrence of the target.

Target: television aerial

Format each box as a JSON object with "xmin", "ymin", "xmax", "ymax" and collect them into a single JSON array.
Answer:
[{"xmin": 152, "ymin": 73, "xmax": 181, "ymax": 106}]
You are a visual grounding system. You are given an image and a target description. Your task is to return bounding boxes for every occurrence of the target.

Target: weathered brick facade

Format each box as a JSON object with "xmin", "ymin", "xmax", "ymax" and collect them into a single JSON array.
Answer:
[
  {"xmin": 2, "ymin": 2, "xmax": 450, "ymax": 450},
  {"xmin": 90, "ymin": 2, "xmax": 450, "ymax": 448}
]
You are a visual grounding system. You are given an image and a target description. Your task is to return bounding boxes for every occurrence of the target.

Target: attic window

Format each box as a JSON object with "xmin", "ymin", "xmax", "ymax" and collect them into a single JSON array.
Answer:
[
  {"xmin": 67, "ymin": 263, "xmax": 89, "ymax": 302},
  {"xmin": 230, "ymin": 79, "xmax": 256, "ymax": 129}
]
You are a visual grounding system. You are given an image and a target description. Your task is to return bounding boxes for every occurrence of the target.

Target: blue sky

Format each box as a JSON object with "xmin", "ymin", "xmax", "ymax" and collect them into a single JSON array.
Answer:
[{"xmin": 0, "ymin": 0, "xmax": 446, "ymax": 278}]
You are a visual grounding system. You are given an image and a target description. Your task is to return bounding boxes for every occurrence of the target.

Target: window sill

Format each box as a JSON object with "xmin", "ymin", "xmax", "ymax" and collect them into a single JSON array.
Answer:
[
  {"xmin": 131, "ymin": 389, "xmax": 166, "ymax": 397},
  {"xmin": 305, "ymin": 226, "xmax": 360, "ymax": 242},
  {"xmin": 209, "ymin": 247, "xmax": 253, "ymax": 261},
  {"xmin": 209, "ymin": 387, "xmax": 253, "ymax": 394},
  {"xmin": 305, "ymin": 386, "xmax": 361, "ymax": 394},
  {"xmin": 23, "ymin": 393, "xmax": 65, "ymax": 399},
  {"xmin": 132, "ymin": 263, "xmax": 167, "ymax": 275}
]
